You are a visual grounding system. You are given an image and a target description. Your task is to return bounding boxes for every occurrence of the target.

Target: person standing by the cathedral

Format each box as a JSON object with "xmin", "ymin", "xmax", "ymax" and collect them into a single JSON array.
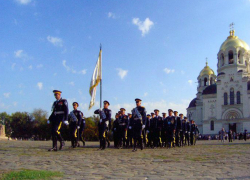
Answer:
[
  {"xmin": 68, "ymin": 102, "xmax": 82, "ymax": 148},
  {"xmin": 94, "ymin": 100, "xmax": 112, "ymax": 150},
  {"xmin": 131, "ymin": 98, "xmax": 146, "ymax": 152},
  {"xmin": 161, "ymin": 112, "xmax": 167, "ymax": 147},
  {"xmin": 244, "ymin": 129, "xmax": 247, "ymax": 141},
  {"xmin": 185, "ymin": 119, "xmax": 190, "ymax": 146},
  {"xmin": 219, "ymin": 128, "xmax": 226, "ymax": 143},
  {"xmin": 47, "ymin": 90, "xmax": 68, "ymax": 151}
]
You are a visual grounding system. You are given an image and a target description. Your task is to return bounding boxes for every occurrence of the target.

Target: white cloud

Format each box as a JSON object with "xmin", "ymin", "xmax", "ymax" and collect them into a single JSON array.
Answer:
[
  {"xmin": 37, "ymin": 64, "xmax": 43, "ymax": 68},
  {"xmin": 47, "ymin": 36, "xmax": 63, "ymax": 47},
  {"xmin": 116, "ymin": 68, "xmax": 128, "ymax": 79},
  {"xmin": 16, "ymin": 0, "xmax": 32, "ymax": 5},
  {"xmin": 69, "ymin": 82, "xmax": 75, "ymax": 86},
  {"xmin": 37, "ymin": 82, "xmax": 43, "ymax": 90},
  {"xmin": 28, "ymin": 65, "xmax": 33, "ymax": 70},
  {"xmin": 53, "ymin": 73, "xmax": 57, "ymax": 76},
  {"xmin": 132, "ymin": 17, "xmax": 154, "ymax": 36},
  {"xmin": 163, "ymin": 68, "xmax": 175, "ymax": 74},
  {"xmin": 108, "ymin": 12, "xmax": 116, "ymax": 19},
  {"xmin": 144, "ymin": 92, "xmax": 148, "ymax": 97},
  {"xmin": 14, "ymin": 50, "xmax": 32, "ymax": 60},
  {"xmin": 13, "ymin": 102, "xmax": 18, "ymax": 106},
  {"xmin": 188, "ymin": 80, "xmax": 193, "ymax": 85},
  {"xmin": 3, "ymin": 92, "xmax": 11, "ymax": 98},
  {"xmin": 181, "ymin": 70, "xmax": 185, "ymax": 75},
  {"xmin": 62, "ymin": 60, "xmax": 87, "ymax": 75},
  {"xmin": 11, "ymin": 63, "xmax": 16, "ymax": 70},
  {"xmin": 14, "ymin": 50, "xmax": 23, "ymax": 58},
  {"xmin": 80, "ymin": 69, "xmax": 87, "ymax": 75}
]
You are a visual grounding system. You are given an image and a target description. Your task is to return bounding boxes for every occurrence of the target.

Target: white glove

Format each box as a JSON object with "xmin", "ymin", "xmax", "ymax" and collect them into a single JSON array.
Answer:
[
  {"xmin": 129, "ymin": 126, "xmax": 132, "ymax": 129},
  {"xmin": 64, "ymin": 121, "xmax": 69, "ymax": 125},
  {"xmin": 100, "ymin": 119, "xmax": 102, "ymax": 123},
  {"xmin": 77, "ymin": 126, "xmax": 80, "ymax": 129},
  {"xmin": 47, "ymin": 120, "xmax": 50, "ymax": 124},
  {"xmin": 114, "ymin": 128, "xmax": 116, "ymax": 130},
  {"xmin": 142, "ymin": 125, "xmax": 145, "ymax": 129},
  {"xmin": 147, "ymin": 130, "xmax": 150, "ymax": 133}
]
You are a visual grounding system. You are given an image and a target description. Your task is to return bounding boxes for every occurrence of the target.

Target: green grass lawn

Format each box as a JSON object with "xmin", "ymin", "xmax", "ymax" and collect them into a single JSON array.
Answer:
[{"xmin": 1, "ymin": 169, "xmax": 63, "ymax": 180}]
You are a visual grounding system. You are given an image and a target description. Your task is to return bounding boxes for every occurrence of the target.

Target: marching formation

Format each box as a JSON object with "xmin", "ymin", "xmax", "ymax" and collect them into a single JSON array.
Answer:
[{"xmin": 47, "ymin": 90, "xmax": 199, "ymax": 152}]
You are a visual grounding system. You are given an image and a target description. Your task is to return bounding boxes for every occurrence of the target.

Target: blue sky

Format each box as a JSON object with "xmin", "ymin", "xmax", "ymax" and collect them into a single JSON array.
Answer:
[{"xmin": 1, "ymin": 0, "xmax": 250, "ymax": 118}]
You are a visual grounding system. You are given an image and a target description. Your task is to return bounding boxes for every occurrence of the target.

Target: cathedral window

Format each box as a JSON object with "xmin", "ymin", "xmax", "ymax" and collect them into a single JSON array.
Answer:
[
  {"xmin": 210, "ymin": 121, "xmax": 214, "ymax": 131},
  {"xmin": 237, "ymin": 91, "xmax": 241, "ymax": 104},
  {"xmin": 238, "ymin": 51, "xmax": 242, "ymax": 64},
  {"xmin": 230, "ymin": 88, "xmax": 234, "ymax": 105},
  {"xmin": 228, "ymin": 51, "xmax": 234, "ymax": 64},
  {"xmin": 210, "ymin": 77, "xmax": 213, "ymax": 85},
  {"xmin": 204, "ymin": 78, "xmax": 207, "ymax": 86},
  {"xmin": 221, "ymin": 54, "xmax": 224, "ymax": 66},
  {"xmin": 224, "ymin": 92, "xmax": 228, "ymax": 105}
]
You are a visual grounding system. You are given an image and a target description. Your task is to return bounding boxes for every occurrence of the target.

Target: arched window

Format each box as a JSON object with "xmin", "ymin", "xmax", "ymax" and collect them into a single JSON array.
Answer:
[
  {"xmin": 228, "ymin": 51, "xmax": 234, "ymax": 64},
  {"xmin": 221, "ymin": 54, "xmax": 224, "ymax": 66},
  {"xmin": 230, "ymin": 88, "xmax": 234, "ymax": 105},
  {"xmin": 204, "ymin": 78, "xmax": 207, "ymax": 86},
  {"xmin": 210, "ymin": 121, "xmax": 214, "ymax": 131},
  {"xmin": 238, "ymin": 50, "xmax": 242, "ymax": 64},
  {"xmin": 224, "ymin": 92, "xmax": 228, "ymax": 105},
  {"xmin": 237, "ymin": 91, "xmax": 241, "ymax": 104},
  {"xmin": 210, "ymin": 77, "xmax": 213, "ymax": 85}
]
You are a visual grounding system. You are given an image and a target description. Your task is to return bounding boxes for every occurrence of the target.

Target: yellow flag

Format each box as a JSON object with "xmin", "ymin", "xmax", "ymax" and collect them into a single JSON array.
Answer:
[{"xmin": 89, "ymin": 49, "xmax": 102, "ymax": 109}]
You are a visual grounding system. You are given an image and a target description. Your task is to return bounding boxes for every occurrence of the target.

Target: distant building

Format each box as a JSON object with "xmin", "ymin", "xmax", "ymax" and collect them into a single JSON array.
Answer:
[{"xmin": 187, "ymin": 29, "xmax": 250, "ymax": 135}]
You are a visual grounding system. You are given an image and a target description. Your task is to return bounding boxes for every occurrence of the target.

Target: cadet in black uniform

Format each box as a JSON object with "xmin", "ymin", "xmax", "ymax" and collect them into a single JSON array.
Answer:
[
  {"xmin": 154, "ymin": 109, "xmax": 163, "ymax": 148},
  {"xmin": 185, "ymin": 118, "xmax": 190, "ymax": 146},
  {"xmin": 68, "ymin": 102, "xmax": 82, "ymax": 148},
  {"xmin": 145, "ymin": 114, "xmax": 151, "ymax": 147},
  {"xmin": 190, "ymin": 120, "xmax": 196, "ymax": 145},
  {"xmin": 180, "ymin": 116, "xmax": 186, "ymax": 147},
  {"xmin": 126, "ymin": 113, "xmax": 133, "ymax": 148},
  {"xmin": 118, "ymin": 108, "xmax": 128, "ymax": 149},
  {"xmin": 161, "ymin": 113, "xmax": 167, "ymax": 147},
  {"xmin": 77, "ymin": 112, "xmax": 86, "ymax": 147},
  {"xmin": 112, "ymin": 113, "xmax": 119, "ymax": 148},
  {"xmin": 174, "ymin": 111, "xmax": 181, "ymax": 147},
  {"xmin": 166, "ymin": 109, "xmax": 175, "ymax": 148},
  {"xmin": 142, "ymin": 112, "xmax": 148, "ymax": 148},
  {"xmin": 131, "ymin": 98, "xmax": 147, "ymax": 152},
  {"xmin": 94, "ymin": 100, "xmax": 112, "ymax": 150},
  {"xmin": 48, "ymin": 90, "xmax": 68, "ymax": 151}
]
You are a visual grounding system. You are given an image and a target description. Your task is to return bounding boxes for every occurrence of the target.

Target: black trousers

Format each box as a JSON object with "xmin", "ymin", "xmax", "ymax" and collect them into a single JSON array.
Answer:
[
  {"xmin": 185, "ymin": 132, "xmax": 190, "ymax": 145},
  {"xmin": 180, "ymin": 130, "xmax": 184, "ymax": 146},
  {"xmin": 118, "ymin": 127, "xmax": 127, "ymax": 147},
  {"xmin": 127, "ymin": 129, "xmax": 133, "ymax": 147},
  {"xmin": 132, "ymin": 128, "xmax": 142, "ymax": 150},
  {"xmin": 69, "ymin": 122, "xmax": 77, "ymax": 147},
  {"xmin": 51, "ymin": 121, "xmax": 64, "ymax": 149},
  {"xmin": 99, "ymin": 125, "xmax": 107, "ymax": 149}
]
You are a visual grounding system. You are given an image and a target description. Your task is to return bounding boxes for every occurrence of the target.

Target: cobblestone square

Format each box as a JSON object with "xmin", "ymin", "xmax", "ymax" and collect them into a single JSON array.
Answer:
[{"xmin": 0, "ymin": 140, "xmax": 250, "ymax": 179}]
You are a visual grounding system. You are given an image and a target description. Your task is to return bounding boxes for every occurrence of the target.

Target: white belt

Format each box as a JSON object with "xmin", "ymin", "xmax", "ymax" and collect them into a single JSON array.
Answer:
[{"xmin": 54, "ymin": 111, "xmax": 64, "ymax": 115}]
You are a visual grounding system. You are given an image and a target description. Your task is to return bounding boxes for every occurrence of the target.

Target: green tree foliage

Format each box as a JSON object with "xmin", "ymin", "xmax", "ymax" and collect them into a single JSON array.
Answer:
[{"xmin": 11, "ymin": 112, "xmax": 33, "ymax": 139}]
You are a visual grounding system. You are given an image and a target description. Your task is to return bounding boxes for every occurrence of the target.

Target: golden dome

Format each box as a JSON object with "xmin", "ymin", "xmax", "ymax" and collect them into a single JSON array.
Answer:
[
  {"xmin": 220, "ymin": 30, "xmax": 250, "ymax": 51},
  {"xmin": 199, "ymin": 62, "xmax": 215, "ymax": 77}
]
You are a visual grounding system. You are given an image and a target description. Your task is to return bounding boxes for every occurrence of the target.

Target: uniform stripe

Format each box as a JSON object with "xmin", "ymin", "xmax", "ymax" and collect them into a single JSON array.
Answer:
[{"xmin": 57, "ymin": 122, "xmax": 62, "ymax": 135}]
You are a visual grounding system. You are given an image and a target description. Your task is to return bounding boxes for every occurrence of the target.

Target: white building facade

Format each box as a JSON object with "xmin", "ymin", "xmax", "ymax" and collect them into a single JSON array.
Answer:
[{"xmin": 187, "ymin": 30, "xmax": 250, "ymax": 135}]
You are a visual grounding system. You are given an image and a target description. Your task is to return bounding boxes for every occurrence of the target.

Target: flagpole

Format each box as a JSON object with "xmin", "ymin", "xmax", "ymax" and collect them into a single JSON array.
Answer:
[{"xmin": 100, "ymin": 44, "xmax": 102, "ymax": 109}]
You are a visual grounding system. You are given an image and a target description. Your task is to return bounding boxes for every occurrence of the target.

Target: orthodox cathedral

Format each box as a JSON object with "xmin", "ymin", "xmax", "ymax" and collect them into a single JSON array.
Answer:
[{"xmin": 187, "ymin": 28, "xmax": 250, "ymax": 135}]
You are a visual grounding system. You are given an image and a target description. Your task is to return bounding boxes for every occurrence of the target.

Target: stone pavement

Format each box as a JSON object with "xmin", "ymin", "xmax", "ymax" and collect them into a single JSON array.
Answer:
[{"xmin": 0, "ymin": 140, "xmax": 250, "ymax": 180}]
